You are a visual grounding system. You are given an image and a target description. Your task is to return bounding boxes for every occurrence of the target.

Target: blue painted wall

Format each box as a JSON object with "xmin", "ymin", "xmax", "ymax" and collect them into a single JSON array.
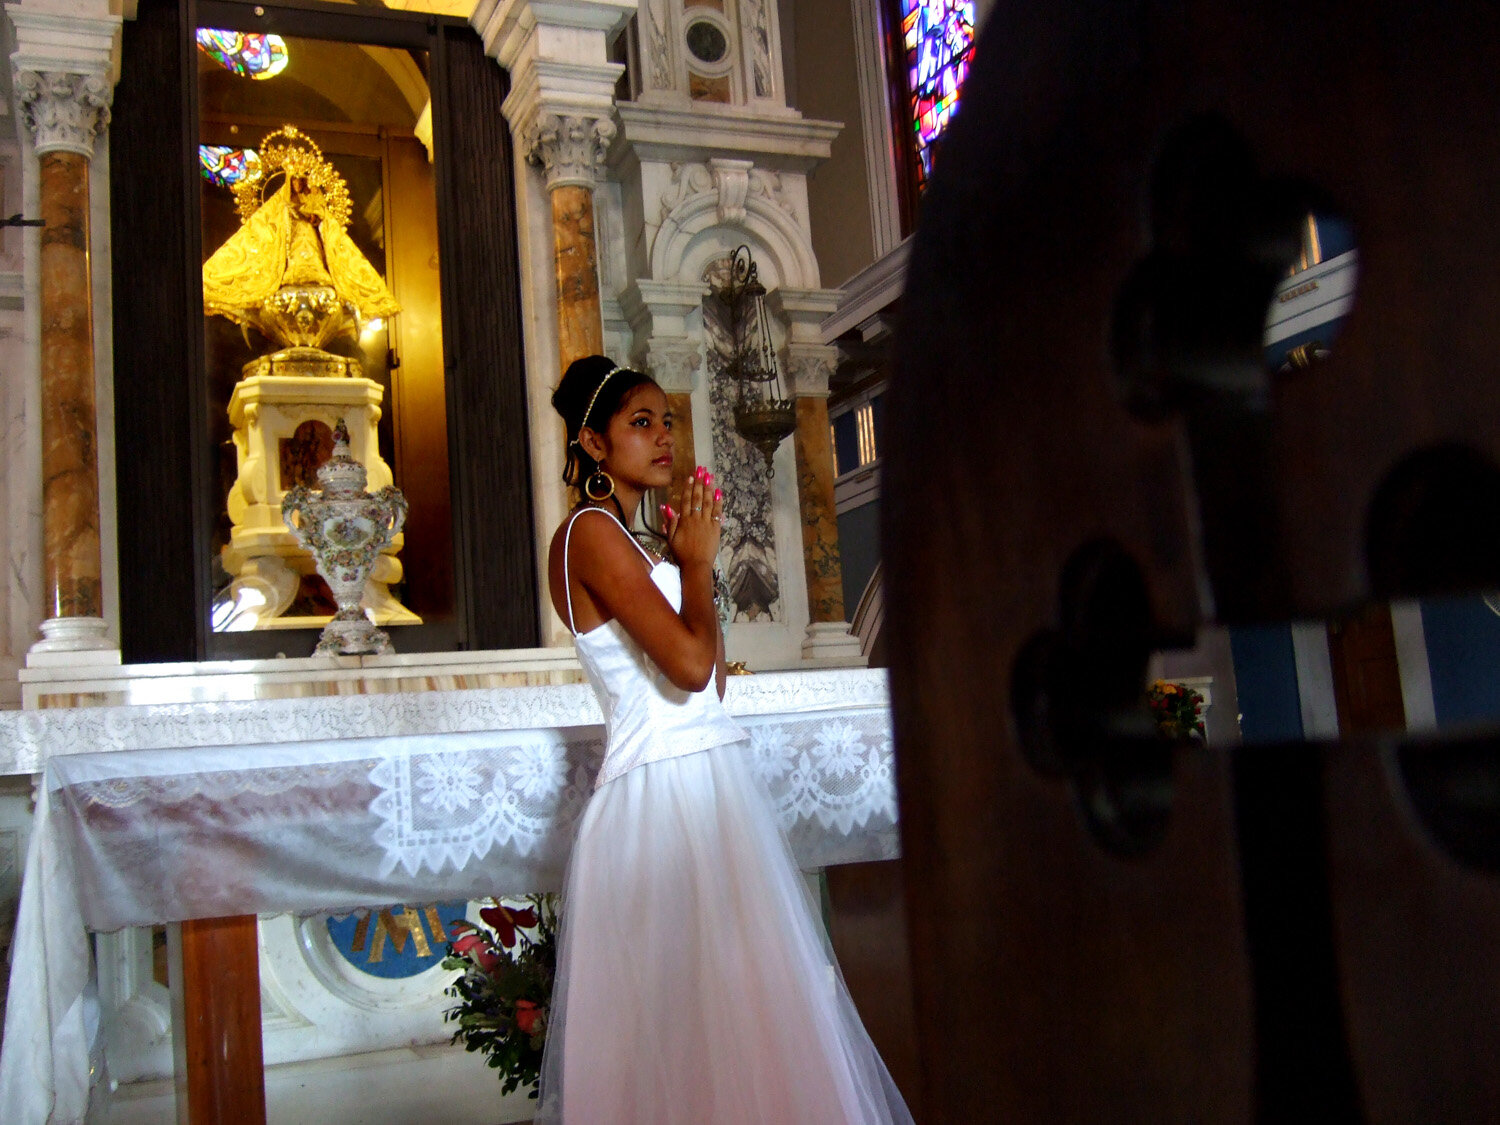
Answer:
[
  {"xmin": 1420, "ymin": 596, "xmax": 1500, "ymax": 727},
  {"xmin": 837, "ymin": 501, "xmax": 882, "ymax": 612},
  {"xmin": 1228, "ymin": 625, "xmax": 1304, "ymax": 744}
]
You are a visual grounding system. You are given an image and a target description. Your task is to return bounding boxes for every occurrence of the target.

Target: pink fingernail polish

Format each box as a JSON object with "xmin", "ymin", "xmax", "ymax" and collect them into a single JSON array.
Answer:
[{"xmin": 714, "ymin": 488, "xmax": 722, "ymax": 501}]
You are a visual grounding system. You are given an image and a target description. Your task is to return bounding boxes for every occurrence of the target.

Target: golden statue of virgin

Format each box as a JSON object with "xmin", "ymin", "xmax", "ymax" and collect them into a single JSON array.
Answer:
[{"xmin": 203, "ymin": 126, "xmax": 400, "ymax": 376}]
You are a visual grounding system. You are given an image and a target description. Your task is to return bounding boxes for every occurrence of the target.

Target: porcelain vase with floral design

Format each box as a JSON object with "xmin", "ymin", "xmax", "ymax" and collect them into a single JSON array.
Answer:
[{"xmin": 282, "ymin": 418, "xmax": 408, "ymax": 655}]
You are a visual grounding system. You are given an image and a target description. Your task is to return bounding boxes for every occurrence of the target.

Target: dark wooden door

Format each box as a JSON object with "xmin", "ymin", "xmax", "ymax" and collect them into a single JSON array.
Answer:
[
  {"xmin": 1329, "ymin": 605, "xmax": 1407, "ymax": 736},
  {"xmin": 887, "ymin": 2, "xmax": 1500, "ymax": 1120}
]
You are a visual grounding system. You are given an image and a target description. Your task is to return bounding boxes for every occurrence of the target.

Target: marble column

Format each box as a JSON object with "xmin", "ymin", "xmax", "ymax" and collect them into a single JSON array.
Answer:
[
  {"xmin": 39, "ymin": 151, "xmax": 99, "ymax": 619},
  {"xmin": 551, "ymin": 183, "xmax": 603, "ymax": 367},
  {"xmin": 787, "ymin": 349, "xmax": 847, "ymax": 624},
  {"xmin": 665, "ymin": 391, "xmax": 697, "ymax": 478},
  {"xmin": 792, "ymin": 392, "xmax": 845, "ymax": 622},
  {"xmin": 13, "ymin": 67, "xmax": 115, "ymax": 656},
  {"xmin": 776, "ymin": 286, "xmax": 864, "ymax": 663},
  {"xmin": 527, "ymin": 112, "xmax": 616, "ymax": 374}
]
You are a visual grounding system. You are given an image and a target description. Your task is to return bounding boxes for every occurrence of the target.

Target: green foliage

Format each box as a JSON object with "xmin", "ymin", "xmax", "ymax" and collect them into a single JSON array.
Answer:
[{"xmin": 442, "ymin": 894, "xmax": 559, "ymax": 1098}]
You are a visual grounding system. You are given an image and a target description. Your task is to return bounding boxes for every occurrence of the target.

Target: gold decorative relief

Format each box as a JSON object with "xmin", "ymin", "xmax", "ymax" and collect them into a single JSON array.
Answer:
[{"xmin": 203, "ymin": 126, "xmax": 400, "ymax": 368}]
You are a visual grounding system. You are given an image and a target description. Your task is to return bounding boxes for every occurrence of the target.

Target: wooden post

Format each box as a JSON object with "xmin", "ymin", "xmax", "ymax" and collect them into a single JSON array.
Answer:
[
  {"xmin": 170, "ymin": 916, "xmax": 267, "ymax": 1124},
  {"xmin": 1327, "ymin": 604, "xmax": 1408, "ymax": 736}
]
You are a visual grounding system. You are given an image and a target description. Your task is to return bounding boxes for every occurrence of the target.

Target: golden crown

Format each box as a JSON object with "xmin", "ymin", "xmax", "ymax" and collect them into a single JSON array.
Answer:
[{"xmin": 234, "ymin": 125, "xmax": 353, "ymax": 230}]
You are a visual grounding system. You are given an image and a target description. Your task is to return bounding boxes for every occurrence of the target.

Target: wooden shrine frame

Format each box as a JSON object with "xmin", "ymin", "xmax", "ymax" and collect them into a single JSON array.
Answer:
[{"xmin": 110, "ymin": 0, "xmax": 539, "ymax": 664}]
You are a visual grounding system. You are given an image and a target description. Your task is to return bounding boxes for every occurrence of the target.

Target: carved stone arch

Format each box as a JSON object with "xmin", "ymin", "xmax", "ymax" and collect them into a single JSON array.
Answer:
[{"xmin": 652, "ymin": 191, "xmax": 819, "ymax": 288}]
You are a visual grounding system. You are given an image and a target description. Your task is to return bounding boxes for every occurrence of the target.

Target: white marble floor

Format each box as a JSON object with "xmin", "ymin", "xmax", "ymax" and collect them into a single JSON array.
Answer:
[{"xmin": 101, "ymin": 1042, "xmax": 538, "ymax": 1125}]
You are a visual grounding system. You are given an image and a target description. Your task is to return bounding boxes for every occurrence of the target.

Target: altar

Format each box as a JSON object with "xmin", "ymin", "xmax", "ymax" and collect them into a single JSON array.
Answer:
[{"xmin": 0, "ymin": 666, "xmax": 898, "ymax": 1123}]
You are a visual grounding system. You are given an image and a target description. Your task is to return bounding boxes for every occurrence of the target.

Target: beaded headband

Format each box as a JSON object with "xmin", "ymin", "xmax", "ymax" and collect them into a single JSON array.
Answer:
[{"xmin": 570, "ymin": 365, "xmax": 625, "ymax": 447}]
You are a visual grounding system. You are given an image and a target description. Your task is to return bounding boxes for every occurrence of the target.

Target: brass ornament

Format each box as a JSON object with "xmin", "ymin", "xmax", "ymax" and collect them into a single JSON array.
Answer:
[{"xmin": 707, "ymin": 245, "xmax": 796, "ymax": 471}]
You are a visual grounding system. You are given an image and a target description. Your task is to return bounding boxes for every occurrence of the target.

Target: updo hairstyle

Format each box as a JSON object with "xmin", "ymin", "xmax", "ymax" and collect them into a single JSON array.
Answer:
[{"xmin": 552, "ymin": 354, "xmax": 657, "ymax": 488}]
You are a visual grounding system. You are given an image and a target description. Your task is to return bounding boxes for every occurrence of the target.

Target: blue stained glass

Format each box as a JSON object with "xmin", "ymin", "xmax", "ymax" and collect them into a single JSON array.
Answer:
[
  {"xmin": 196, "ymin": 28, "xmax": 290, "ymax": 80},
  {"xmin": 901, "ymin": 0, "xmax": 975, "ymax": 188},
  {"xmin": 199, "ymin": 145, "xmax": 261, "ymax": 188}
]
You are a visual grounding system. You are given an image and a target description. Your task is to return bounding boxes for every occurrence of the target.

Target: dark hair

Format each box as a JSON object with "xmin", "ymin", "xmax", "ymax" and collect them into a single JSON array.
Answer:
[{"xmin": 552, "ymin": 355, "xmax": 657, "ymax": 488}]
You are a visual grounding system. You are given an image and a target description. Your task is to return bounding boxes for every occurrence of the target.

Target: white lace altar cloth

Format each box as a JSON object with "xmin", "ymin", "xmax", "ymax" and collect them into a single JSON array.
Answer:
[{"xmin": 0, "ymin": 670, "xmax": 898, "ymax": 1125}]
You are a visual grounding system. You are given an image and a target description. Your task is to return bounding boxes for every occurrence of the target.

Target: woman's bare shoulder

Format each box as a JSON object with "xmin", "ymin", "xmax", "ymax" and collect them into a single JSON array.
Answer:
[{"xmin": 549, "ymin": 508, "xmax": 638, "ymax": 576}]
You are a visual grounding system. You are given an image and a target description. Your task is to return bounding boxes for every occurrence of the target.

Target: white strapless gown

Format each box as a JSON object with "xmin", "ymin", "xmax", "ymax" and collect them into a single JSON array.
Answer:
[{"xmin": 536, "ymin": 510, "xmax": 914, "ymax": 1124}]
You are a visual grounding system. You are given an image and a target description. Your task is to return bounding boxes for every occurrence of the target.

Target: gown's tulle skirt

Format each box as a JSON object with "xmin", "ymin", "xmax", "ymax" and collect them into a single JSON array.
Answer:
[{"xmin": 536, "ymin": 742, "xmax": 914, "ymax": 1125}]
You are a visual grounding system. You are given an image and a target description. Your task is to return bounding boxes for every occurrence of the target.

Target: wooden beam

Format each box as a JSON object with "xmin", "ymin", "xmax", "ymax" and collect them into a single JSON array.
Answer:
[{"xmin": 170, "ymin": 916, "xmax": 267, "ymax": 1125}]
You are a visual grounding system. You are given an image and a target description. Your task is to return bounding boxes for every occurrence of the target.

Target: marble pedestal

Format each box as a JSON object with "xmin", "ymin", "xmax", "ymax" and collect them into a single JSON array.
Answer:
[
  {"xmin": 801, "ymin": 619, "xmax": 865, "ymax": 663},
  {"xmin": 221, "ymin": 372, "xmax": 417, "ymax": 629}
]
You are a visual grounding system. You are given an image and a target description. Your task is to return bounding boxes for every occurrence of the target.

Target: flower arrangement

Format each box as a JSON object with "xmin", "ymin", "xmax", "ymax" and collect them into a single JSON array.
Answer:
[
  {"xmin": 1146, "ymin": 679, "xmax": 1206, "ymax": 741},
  {"xmin": 443, "ymin": 894, "xmax": 559, "ymax": 1097}
]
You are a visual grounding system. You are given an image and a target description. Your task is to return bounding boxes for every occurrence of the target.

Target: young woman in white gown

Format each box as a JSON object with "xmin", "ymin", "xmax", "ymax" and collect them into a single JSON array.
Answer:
[{"xmin": 537, "ymin": 355, "xmax": 915, "ymax": 1124}]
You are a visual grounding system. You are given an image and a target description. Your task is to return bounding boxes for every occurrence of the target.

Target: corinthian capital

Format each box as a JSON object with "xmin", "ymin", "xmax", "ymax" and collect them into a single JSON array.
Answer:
[
  {"xmin": 13, "ymin": 70, "xmax": 113, "ymax": 157},
  {"xmin": 785, "ymin": 345, "xmax": 837, "ymax": 398},
  {"xmin": 524, "ymin": 111, "xmax": 617, "ymax": 190},
  {"xmin": 644, "ymin": 337, "xmax": 704, "ymax": 393}
]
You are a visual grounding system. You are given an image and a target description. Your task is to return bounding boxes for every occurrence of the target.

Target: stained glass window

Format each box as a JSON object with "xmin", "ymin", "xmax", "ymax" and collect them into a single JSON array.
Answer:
[
  {"xmin": 195, "ymin": 29, "xmax": 290, "ymax": 80},
  {"xmin": 901, "ymin": 0, "xmax": 975, "ymax": 189},
  {"xmin": 199, "ymin": 145, "xmax": 261, "ymax": 188}
]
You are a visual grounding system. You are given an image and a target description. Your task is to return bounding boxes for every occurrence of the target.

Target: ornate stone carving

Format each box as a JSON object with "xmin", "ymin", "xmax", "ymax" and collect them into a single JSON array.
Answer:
[
  {"xmin": 12, "ymin": 70, "xmax": 112, "ymax": 158},
  {"xmin": 749, "ymin": 168, "xmax": 798, "ymax": 217},
  {"xmin": 524, "ymin": 112, "xmax": 618, "ymax": 189},
  {"xmin": 644, "ymin": 337, "xmax": 704, "ymax": 393},
  {"xmin": 785, "ymin": 346, "xmax": 836, "ymax": 398},
  {"xmin": 659, "ymin": 161, "xmax": 714, "ymax": 223},
  {"xmin": 659, "ymin": 159, "xmax": 797, "ymax": 228},
  {"xmin": 710, "ymin": 158, "xmax": 753, "ymax": 224}
]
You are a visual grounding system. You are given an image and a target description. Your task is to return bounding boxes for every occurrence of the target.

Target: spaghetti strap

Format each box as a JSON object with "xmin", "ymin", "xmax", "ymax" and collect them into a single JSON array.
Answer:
[{"xmin": 562, "ymin": 507, "xmax": 656, "ymax": 636}]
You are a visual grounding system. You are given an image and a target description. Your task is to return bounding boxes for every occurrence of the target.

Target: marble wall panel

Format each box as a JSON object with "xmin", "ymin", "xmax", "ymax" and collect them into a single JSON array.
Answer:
[
  {"xmin": 515, "ymin": 150, "xmax": 571, "ymax": 649},
  {"xmin": 89, "ymin": 140, "xmax": 118, "ymax": 649},
  {"xmin": 704, "ymin": 301, "xmax": 782, "ymax": 623},
  {"xmin": 0, "ymin": 145, "xmax": 20, "ymax": 706},
  {"xmin": 4, "ymin": 140, "xmax": 42, "ymax": 695},
  {"xmin": 25, "ymin": 664, "xmax": 587, "ymax": 711}
]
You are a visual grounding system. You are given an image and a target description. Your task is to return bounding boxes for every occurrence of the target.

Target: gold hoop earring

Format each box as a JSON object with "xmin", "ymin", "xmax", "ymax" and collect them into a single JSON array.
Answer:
[{"xmin": 584, "ymin": 464, "xmax": 615, "ymax": 502}]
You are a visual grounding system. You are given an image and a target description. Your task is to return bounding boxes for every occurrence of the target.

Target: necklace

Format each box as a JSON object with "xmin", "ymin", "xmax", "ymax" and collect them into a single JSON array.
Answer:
[{"xmin": 631, "ymin": 530, "xmax": 667, "ymax": 566}]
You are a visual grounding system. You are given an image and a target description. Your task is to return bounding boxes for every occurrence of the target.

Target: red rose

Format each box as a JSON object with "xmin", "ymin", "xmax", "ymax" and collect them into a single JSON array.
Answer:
[
  {"xmin": 515, "ymin": 999, "xmax": 541, "ymax": 1035},
  {"xmin": 451, "ymin": 932, "xmax": 502, "ymax": 972}
]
